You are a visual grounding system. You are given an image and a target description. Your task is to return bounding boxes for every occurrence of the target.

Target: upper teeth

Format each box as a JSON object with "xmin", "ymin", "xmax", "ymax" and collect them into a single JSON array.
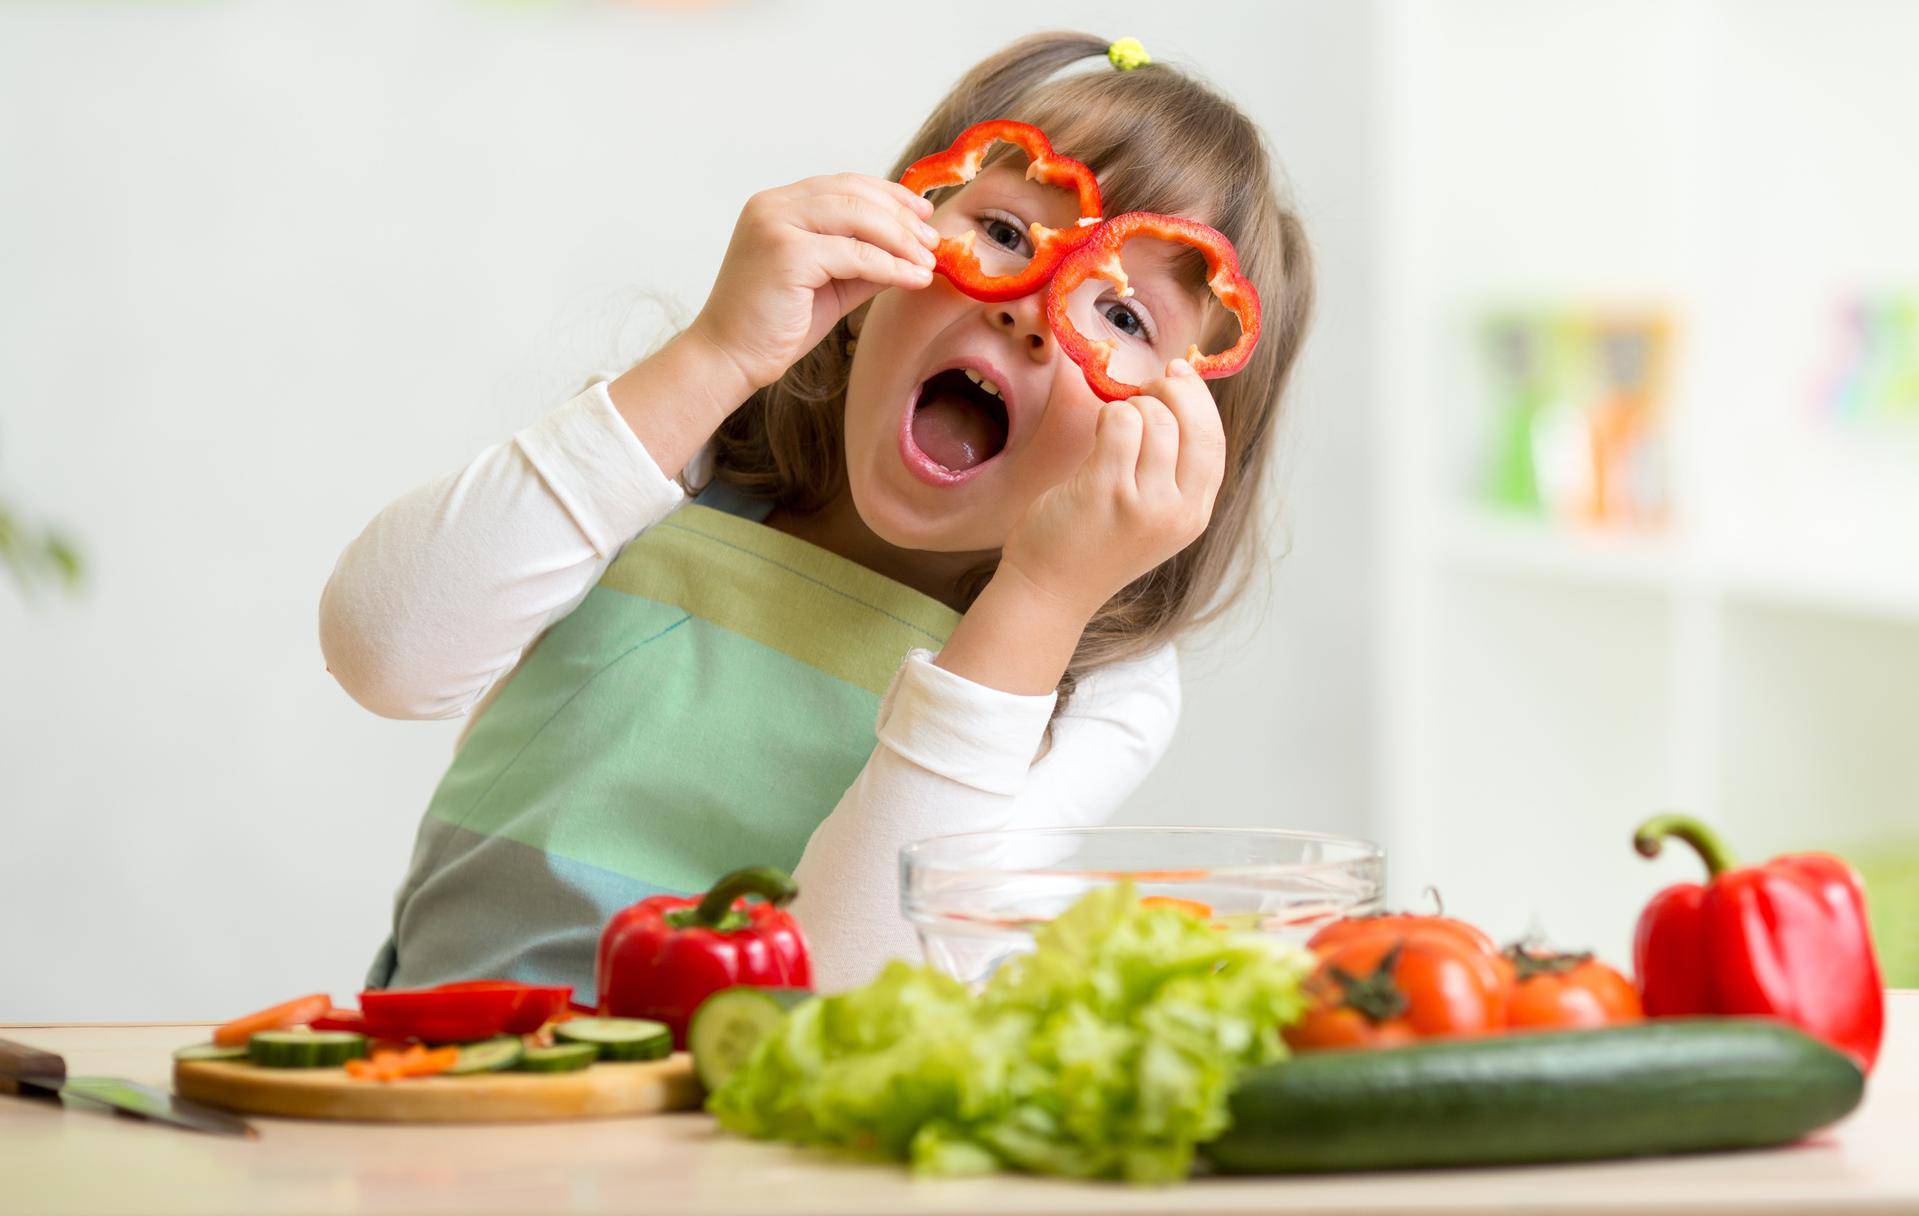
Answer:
[{"xmin": 963, "ymin": 368, "xmax": 1002, "ymax": 397}]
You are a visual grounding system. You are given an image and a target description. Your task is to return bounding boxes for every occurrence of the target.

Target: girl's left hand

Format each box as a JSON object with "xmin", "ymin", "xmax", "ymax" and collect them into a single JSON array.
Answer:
[{"xmin": 997, "ymin": 359, "xmax": 1227, "ymax": 621}]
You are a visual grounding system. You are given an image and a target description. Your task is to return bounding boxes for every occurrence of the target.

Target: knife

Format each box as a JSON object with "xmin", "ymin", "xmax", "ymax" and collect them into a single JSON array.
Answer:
[{"xmin": 0, "ymin": 1038, "xmax": 257, "ymax": 1138}]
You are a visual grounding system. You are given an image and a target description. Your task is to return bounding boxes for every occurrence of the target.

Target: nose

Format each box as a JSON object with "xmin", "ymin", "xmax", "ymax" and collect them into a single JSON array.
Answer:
[{"xmin": 981, "ymin": 294, "xmax": 1053, "ymax": 362}]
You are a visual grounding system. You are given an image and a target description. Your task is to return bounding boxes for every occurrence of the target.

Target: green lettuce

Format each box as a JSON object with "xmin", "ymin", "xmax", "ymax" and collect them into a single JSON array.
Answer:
[{"xmin": 708, "ymin": 883, "xmax": 1310, "ymax": 1183}]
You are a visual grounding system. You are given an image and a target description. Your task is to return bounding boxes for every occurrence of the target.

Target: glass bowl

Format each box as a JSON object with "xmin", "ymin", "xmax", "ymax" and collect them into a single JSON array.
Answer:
[{"xmin": 901, "ymin": 825, "xmax": 1385, "ymax": 986}]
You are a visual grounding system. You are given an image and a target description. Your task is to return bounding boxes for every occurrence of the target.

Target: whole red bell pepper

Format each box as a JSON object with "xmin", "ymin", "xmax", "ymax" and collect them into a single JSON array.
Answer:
[
  {"xmin": 595, "ymin": 866, "xmax": 811, "ymax": 1048},
  {"xmin": 1632, "ymin": 813, "xmax": 1884, "ymax": 1072}
]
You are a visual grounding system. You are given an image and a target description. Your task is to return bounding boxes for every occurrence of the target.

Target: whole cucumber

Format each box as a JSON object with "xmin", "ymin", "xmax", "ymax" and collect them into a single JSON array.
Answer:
[{"xmin": 1204, "ymin": 1018, "xmax": 1864, "ymax": 1174}]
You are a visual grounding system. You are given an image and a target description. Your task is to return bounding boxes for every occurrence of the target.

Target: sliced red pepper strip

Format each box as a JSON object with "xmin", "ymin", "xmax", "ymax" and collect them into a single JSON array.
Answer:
[
  {"xmin": 358, "ymin": 980, "xmax": 571, "ymax": 1043},
  {"xmin": 1044, "ymin": 212, "xmax": 1263, "ymax": 402},
  {"xmin": 900, "ymin": 119, "xmax": 1103, "ymax": 303}
]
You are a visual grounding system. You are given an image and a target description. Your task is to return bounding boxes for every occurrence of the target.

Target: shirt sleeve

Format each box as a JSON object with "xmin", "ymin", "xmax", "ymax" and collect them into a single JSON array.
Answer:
[
  {"xmin": 317, "ymin": 381, "xmax": 686, "ymax": 720},
  {"xmin": 790, "ymin": 643, "xmax": 1182, "ymax": 991}
]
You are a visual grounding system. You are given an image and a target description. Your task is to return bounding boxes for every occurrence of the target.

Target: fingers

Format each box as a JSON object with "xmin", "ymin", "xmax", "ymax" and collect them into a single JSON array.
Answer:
[
  {"xmin": 1092, "ymin": 398, "xmax": 1145, "ymax": 481},
  {"xmin": 794, "ymin": 171, "xmax": 936, "ymax": 221},
  {"xmin": 810, "ymin": 234, "xmax": 935, "ymax": 293},
  {"xmin": 1124, "ymin": 393, "xmax": 1178, "ymax": 491},
  {"xmin": 1139, "ymin": 358, "xmax": 1226, "ymax": 498},
  {"xmin": 791, "ymin": 193, "xmax": 937, "ymax": 272}
]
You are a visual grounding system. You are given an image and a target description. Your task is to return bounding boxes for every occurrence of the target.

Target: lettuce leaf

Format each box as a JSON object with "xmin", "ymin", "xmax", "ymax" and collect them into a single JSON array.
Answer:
[{"xmin": 707, "ymin": 882, "xmax": 1310, "ymax": 1183}]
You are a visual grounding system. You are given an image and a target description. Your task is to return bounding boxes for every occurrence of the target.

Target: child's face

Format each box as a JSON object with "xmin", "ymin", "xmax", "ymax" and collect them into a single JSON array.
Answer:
[{"xmin": 842, "ymin": 165, "xmax": 1215, "ymax": 554}]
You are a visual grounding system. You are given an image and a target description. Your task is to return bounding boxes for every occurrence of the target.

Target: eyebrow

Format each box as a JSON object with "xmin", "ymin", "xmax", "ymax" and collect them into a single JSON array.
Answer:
[{"xmin": 1127, "ymin": 266, "xmax": 1206, "ymax": 346}]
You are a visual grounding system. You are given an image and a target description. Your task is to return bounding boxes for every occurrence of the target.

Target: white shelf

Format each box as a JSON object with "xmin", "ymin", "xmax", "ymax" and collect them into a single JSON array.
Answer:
[
  {"xmin": 1433, "ymin": 511, "xmax": 1919, "ymax": 624},
  {"xmin": 1376, "ymin": 0, "xmax": 1919, "ymax": 968},
  {"xmin": 1435, "ymin": 512, "xmax": 1680, "ymax": 593}
]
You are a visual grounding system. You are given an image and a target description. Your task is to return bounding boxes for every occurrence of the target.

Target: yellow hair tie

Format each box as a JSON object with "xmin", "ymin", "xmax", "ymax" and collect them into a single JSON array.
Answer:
[{"xmin": 1108, "ymin": 37, "xmax": 1150, "ymax": 71}]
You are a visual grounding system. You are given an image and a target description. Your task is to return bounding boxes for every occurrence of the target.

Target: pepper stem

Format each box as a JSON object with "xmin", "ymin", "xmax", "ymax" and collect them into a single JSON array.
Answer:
[
  {"xmin": 1633, "ymin": 813, "xmax": 1737, "ymax": 877},
  {"xmin": 688, "ymin": 866, "xmax": 798, "ymax": 930}
]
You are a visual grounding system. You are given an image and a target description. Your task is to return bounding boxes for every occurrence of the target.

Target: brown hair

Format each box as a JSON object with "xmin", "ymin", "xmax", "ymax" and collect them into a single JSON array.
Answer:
[{"xmin": 710, "ymin": 31, "xmax": 1316, "ymax": 711}]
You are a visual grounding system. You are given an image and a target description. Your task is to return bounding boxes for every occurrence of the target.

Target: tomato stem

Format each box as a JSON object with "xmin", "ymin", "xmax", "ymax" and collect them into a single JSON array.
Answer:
[{"xmin": 1332, "ymin": 942, "xmax": 1411, "ymax": 1025}]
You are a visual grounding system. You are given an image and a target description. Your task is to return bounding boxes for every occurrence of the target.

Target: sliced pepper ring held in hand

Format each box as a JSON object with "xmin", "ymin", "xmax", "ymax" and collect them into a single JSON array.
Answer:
[
  {"xmin": 900, "ymin": 119, "xmax": 1104, "ymax": 303},
  {"xmin": 1044, "ymin": 211, "xmax": 1263, "ymax": 402}
]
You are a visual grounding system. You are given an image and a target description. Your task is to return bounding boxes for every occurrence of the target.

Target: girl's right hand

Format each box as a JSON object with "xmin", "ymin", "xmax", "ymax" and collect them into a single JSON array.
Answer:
[{"xmin": 689, "ymin": 174, "xmax": 939, "ymax": 392}]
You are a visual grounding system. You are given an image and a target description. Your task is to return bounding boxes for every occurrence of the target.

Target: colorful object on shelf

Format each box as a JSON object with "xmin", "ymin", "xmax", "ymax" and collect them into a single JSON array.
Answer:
[
  {"xmin": 1632, "ymin": 813, "xmax": 1885, "ymax": 1073},
  {"xmin": 1475, "ymin": 305, "xmax": 1674, "ymax": 529},
  {"xmin": 900, "ymin": 120, "xmax": 1103, "ymax": 303},
  {"xmin": 1812, "ymin": 292, "xmax": 1919, "ymax": 432},
  {"xmin": 596, "ymin": 865, "xmax": 812, "ymax": 1049},
  {"xmin": 1045, "ymin": 212, "xmax": 1263, "ymax": 401}
]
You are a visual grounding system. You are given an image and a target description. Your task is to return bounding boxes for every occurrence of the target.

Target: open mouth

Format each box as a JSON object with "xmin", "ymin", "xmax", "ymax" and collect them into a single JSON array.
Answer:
[{"xmin": 905, "ymin": 367, "xmax": 1010, "ymax": 480}]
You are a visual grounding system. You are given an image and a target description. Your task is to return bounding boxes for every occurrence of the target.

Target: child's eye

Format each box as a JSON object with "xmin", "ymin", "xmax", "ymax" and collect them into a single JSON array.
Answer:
[
  {"xmin": 1101, "ymin": 299, "xmax": 1156, "ymax": 343},
  {"xmin": 978, "ymin": 209, "xmax": 1032, "ymax": 257}
]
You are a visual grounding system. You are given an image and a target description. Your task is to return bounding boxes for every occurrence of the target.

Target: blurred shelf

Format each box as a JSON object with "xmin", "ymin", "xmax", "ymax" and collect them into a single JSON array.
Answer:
[
  {"xmin": 1434, "ymin": 511, "xmax": 1919, "ymax": 624},
  {"xmin": 1434, "ymin": 510, "xmax": 1680, "ymax": 592},
  {"xmin": 1718, "ymin": 555, "xmax": 1919, "ymax": 626}
]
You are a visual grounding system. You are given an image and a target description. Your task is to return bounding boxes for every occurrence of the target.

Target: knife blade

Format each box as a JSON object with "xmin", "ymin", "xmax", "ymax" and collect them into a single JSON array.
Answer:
[{"xmin": 1, "ymin": 1037, "xmax": 256, "ymax": 1138}]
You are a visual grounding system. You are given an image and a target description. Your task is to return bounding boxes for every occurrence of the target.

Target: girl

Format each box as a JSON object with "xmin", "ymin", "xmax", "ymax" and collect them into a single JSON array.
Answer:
[{"xmin": 320, "ymin": 32, "xmax": 1314, "ymax": 995}]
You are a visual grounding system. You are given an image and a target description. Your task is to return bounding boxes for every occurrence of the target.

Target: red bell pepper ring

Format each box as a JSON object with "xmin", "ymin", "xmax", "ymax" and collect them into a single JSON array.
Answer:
[
  {"xmin": 1632, "ymin": 813, "xmax": 1885, "ymax": 1072},
  {"xmin": 1044, "ymin": 211, "xmax": 1263, "ymax": 402},
  {"xmin": 358, "ymin": 980, "xmax": 573, "ymax": 1043},
  {"xmin": 900, "ymin": 119, "xmax": 1104, "ymax": 303},
  {"xmin": 595, "ymin": 865, "xmax": 812, "ymax": 1049}
]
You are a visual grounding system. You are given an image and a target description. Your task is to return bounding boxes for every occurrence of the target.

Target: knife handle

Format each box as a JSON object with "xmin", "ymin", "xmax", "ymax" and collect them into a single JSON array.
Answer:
[{"xmin": 0, "ymin": 1038, "xmax": 68, "ymax": 1096}]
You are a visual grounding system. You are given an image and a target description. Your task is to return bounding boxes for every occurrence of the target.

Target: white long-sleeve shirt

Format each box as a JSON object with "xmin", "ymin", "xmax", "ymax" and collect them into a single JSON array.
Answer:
[{"xmin": 319, "ymin": 382, "xmax": 1180, "ymax": 990}]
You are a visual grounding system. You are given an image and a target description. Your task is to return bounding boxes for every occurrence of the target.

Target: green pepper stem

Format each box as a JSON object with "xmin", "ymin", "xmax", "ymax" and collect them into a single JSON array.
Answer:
[
  {"xmin": 689, "ymin": 866, "xmax": 798, "ymax": 929},
  {"xmin": 1634, "ymin": 813, "xmax": 1737, "ymax": 877}
]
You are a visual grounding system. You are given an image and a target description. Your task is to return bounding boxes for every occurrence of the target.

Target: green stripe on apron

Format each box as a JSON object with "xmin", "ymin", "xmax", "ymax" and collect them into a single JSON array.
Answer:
[{"xmin": 370, "ymin": 500, "xmax": 961, "ymax": 1001}]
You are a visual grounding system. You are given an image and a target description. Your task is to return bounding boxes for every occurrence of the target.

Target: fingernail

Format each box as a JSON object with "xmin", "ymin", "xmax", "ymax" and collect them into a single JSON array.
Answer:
[
  {"xmin": 1170, "ymin": 358, "xmax": 1193, "ymax": 376},
  {"xmin": 916, "ymin": 244, "xmax": 937, "ymax": 266},
  {"xmin": 918, "ymin": 222, "xmax": 940, "ymax": 245},
  {"xmin": 912, "ymin": 195, "xmax": 935, "ymax": 216}
]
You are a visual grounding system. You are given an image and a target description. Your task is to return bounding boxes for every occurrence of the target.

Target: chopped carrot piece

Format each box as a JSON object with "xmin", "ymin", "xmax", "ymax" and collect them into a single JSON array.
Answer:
[
  {"xmin": 347, "ymin": 1044, "xmax": 459, "ymax": 1082},
  {"xmin": 1141, "ymin": 895, "xmax": 1215, "ymax": 919},
  {"xmin": 213, "ymin": 993, "xmax": 332, "ymax": 1047}
]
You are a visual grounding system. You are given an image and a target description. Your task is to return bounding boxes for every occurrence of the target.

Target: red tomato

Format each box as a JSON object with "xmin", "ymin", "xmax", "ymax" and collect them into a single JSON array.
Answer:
[
  {"xmin": 1308, "ymin": 913, "xmax": 1501, "ymax": 963},
  {"xmin": 1285, "ymin": 932, "xmax": 1511, "ymax": 1052},
  {"xmin": 1504, "ymin": 948, "xmax": 1644, "ymax": 1030}
]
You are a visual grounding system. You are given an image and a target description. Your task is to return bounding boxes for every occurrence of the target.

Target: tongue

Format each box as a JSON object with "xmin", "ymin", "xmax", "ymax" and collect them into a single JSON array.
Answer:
[{"xmin": 911, "ymin": 390, "xmax": 1002, "ymax": 472}]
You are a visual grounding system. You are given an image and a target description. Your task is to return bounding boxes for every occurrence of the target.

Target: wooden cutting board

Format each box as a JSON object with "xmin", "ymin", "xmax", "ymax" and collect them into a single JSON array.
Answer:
[{"xmin": 173, "ymin": 1053, "xmax": 700, "ymax": 1123}]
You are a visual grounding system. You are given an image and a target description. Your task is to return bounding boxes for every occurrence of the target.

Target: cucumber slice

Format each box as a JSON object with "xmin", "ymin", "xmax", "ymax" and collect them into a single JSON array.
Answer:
[
  {"xmin": 555, "ymin": 1018, "xmax": 672, "ymax": 1062},
  {"xmin": 246, "ymin": 1030, "xmax": 368, "ymax": 1068},
  {"xmin": 689, "ymin": 987, "xmax": 811, "ymax": 1092},
  {"xmin": 514, "ymin": 1043, "xmax": 598, "ymax": 1073},
  {"xmin": 447, "ymin": 1036, "xmax": 524, "ymax": 1075},
  {"xmin": 172, "ymin": 1043, "xmax": 249, "ymax": 1063}
]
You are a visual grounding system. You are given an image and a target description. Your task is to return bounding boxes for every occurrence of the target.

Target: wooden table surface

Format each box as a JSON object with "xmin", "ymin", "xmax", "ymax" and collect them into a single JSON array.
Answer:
[{"xmin": 5, "ymin": 993, "xmax": 1916, "ymax": 1216}]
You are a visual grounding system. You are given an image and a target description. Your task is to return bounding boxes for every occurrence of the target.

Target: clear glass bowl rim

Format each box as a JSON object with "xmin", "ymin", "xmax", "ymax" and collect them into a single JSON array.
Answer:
[{"xmin": 900, "ymin": 824, "xmax": 1384, "ymax": 880}]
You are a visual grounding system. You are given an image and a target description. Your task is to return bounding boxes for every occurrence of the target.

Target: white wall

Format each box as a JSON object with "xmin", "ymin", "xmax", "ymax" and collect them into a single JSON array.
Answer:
[{"xmin": 0, "ymin": 0, "xmax": 1381, "ymax": 1019}]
